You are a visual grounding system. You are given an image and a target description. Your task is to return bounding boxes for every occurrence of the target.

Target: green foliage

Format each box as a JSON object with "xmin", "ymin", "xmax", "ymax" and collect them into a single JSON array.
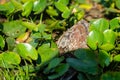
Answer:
[{"xmin": 0, "ymin": 0, "xmax": 120, "ymax": 80}]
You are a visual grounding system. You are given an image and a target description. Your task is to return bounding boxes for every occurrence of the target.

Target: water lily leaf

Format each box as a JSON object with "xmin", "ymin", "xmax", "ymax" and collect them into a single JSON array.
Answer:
[
  {"xmin": 44, "ymin": 57, "xmax": 64, "ymax": 74},
  {"xmin": 14, "ymin": 43, "xmax": 38, "ymax": 61},
  {"xmin": 113, "ymin": 54, "xmax": 120, "ymax": 61},
  {"xmin": 3, "ymin": 20, "xmax": 26, "ymax": 38},
  {"xmin": 110, "ymin": 18, "xmax": 120, "ymax": 30},
  {"xmin": 48, "ymin": 63, "xmax": 69, "ymax": 79},
  {"xmin": 98, "ymin": 50, "xmax": 111, "ymax": 67},
  {"xmin": 0, "ymin": 52, "xmax": 21, "ymax": 68},
  {"xmin": 66, "ymin": 58, "xmax": 98, "ymax": 75},
  {"xmin": 0, "ymin": 35, "xmax": 5, "ymax": 49},
  {"xmin": 89, "ymin": 18, "xmax": 109, "ymax": 32},
  {"xmin": 55, "ymin": 2, "xmax": 68, "ymax": 12},
  {"xmin": 37, "ymin": 42, "xmax": 58, "ymax": 67},
  {"xmin": 101, "ymin": 72, "xmax": 120, "ymax": 80},
  {"xmin": 103, "ymin": 29, "xmax": 117, "ymax": 45},
  {"xmin": 22, "ymin": 1, "xmax": 33, "ymax": 17},
  {"xmin": 33, "ymin": 0, "xmax": 47, "ymax": 14},
  {"xmin": 62, "ymin": 9, "xmax": 71, "ymax": 18},
  {"xmin": 87, "ymin": 30, "xmax": 104, "ymax": 50}
]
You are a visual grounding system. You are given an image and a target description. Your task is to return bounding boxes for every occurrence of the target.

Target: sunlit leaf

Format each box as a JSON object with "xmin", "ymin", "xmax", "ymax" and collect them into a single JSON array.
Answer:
[
  {"xmin": 55, "ymin": 2, "xmax": 68, "ymax": 12},
  {"xmin": 115, "ymin": 0, "xmax": 120, "ymax": 9},
  {"xmin": 110, "ymin": 17, "xmax": 120, "ymax": 30},
  {"xmin": 62, "ymin": 9, "xmax": 71, "ymax": 18},
  {"xmin": 0, "ymin": 52, "xmax": 21, "ymax": 68},
  {"xmin": 89, "ymin": 18, "xmax": 109, "ymax": 32},
  {"xmin": 22, "ymin": 1, "xmax": 33, "ymax": 17},
  {"xmin": 113, "ymin": 54, "xmax": 120, "ymax": 61},
  {"xmin": 87, "ymin": 30, "xmax": 104, "ymax": 50},
  {"xmin": 0, "ymin": 35, "xmax": 5, "ymax": 49},
  {"xmin": 58, "ymin": 0, "xmax": 69, "ymax": 5},
  {"xmin": 3, "ymin": 20, "xmax": 26, "ymax": 38},
  {"xmin": 46, "ymin": 6, "xmax": 58, "ymax": 16},
  {"xmin": 21, "ymin": 21, "xmax": 38, "ymax": 31},
  {"xmin": 33, "ymin": 0, "xmax": 47, "ymax": 14},
  {"xmin": 37, "ymin": 42, "xmax": 58, "ymax": 67},
  {"xmin": 14, "ymin": 43, "xmax": 38, "ymax": 61}
]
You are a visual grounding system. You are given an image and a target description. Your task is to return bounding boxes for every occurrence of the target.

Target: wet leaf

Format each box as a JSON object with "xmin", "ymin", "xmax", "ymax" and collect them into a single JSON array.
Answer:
[
  {"xmin": 87, "ymin": 30, "xmax": 104, "ymax": 50},
  {"xmin": 89, "ymin": 18, "xmax": 109, "ymax": 32},
  {"xmin": 14, "ymin": 43, "xmax": 38, "ymax": 61},
  {"xmin": 33, "ymin": 0, "xmax": 47, "ymax": 14}
]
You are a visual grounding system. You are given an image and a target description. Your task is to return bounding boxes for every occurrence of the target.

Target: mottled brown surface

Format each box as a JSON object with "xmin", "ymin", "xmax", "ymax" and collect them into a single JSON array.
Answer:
[{"xmin": 57, "ymin": 20, "xmax": 89, "ymax": 53}]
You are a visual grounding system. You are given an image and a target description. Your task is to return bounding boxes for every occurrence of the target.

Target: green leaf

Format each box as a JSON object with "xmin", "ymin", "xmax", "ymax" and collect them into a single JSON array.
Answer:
[
  {"xmin": 48, "ymin": 63, "xmax": 69, "ymax": 79},
  {"xmin": 46, "ymin": 6, "xmax": 58, "ymax": 16},
  {"xmin": 3, "ymin": 2, "xmax": 15, "ymax": 15},
  {"xmin": 33, "ymin": 0, "xmax": 47, "ymax": 14},
  {"xmin": 87, "ymin": 30, "xmax": 104, "ymax": 50},
  {"xmin": 37, "ymin": 42, "xmax": 58, "ymax": 67},
  {"xmin": 115, "ymin": 0, "xmax": 120, "ymax": 9},
  {"xmin": 0, "ymin": 35, "xmax": 5, "ymax": 49},
  {"xmin": 98, "ymin": 50, "xmax": 111, "ymax": 67},
  {"xmin": 0, "ymin": 52, "xmax": 21, "ymax": 68},
  {"xmin": 14, "ymin": 43, "xmax": 38, "ymax": 61},
  {"xmin": 37, "ymin": 23, "xmax": 46, "ymax": 33},
  {"xmin": 21, "ymin": 21, "xmax": 38, "ymax": 31},
  {"xmin": 62, "ymin": 9, "xmax": 71, "ymax": 18},
  {"xmin": 101, "ymin": 72, "xmax": 120, "ymax": 80},
  {"xmin": 11, "ymin": 0, "xmax": 23, "ymax": 11},
  {"xmin": 89, "ymin": 18, "xmax": 109, "ymax": 32},
  {"xmin": 103, "ymin": 29, "xmax": 117, "ymax": 45},
  {"xmin": 100, "ymin": 43, "xmax": 115, "ymax": 51},
  {"xmin": 66, "ymin": 58, "xmax": 98, "ymax": 75},
  {"xmin": 110, "ymin": 17, "xmax": 120, "ymax": 30},
  {"xmin": 3, "ymin": 20, "xmax": 26, "ymax": 38},
  {"xmin": 58, "ymin": 0, "xmax": 69, "ymax": 5},
  {"xmin": 44, "ymin": 57, "xmax": 64, "ymax": 74},
  {"xmin": 6, "ymin": 37, "xmax": 16, "ymax": 51},
  {"xmin": 55, "ymin": 2, "xmax": 68, "ymax": 12},
  {"xmin": 22, "ymin": 1, "xmax": 33, "ymax": 17},
  {"xmin": 113, "ymin": 54, "xmax": 120, "ymax": 61}
]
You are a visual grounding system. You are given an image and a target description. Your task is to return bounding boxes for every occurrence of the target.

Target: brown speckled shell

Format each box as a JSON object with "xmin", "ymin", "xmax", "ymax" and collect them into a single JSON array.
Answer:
[{"xmin": 57, "ymin": 19, "xmax": 89, "ymax": 53}]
